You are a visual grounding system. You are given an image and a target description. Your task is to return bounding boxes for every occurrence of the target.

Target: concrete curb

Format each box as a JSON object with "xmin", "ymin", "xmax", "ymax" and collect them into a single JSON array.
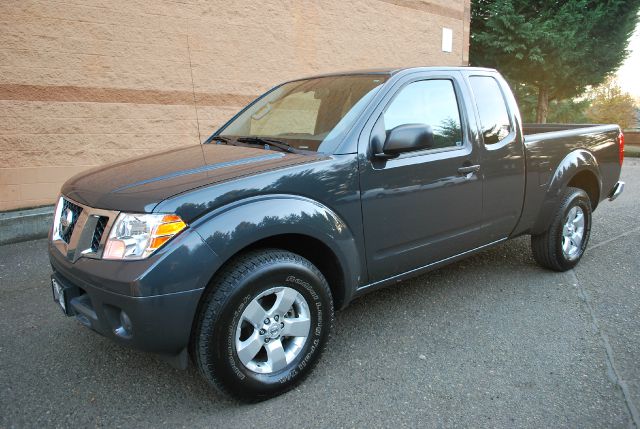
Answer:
[
  {"xmin": 625, "ymin": 145, "xmax": 640, "ymax": 158},
  {"xmin": 0, "ymin": 206, "xmax": 54, "ymax": 245}
]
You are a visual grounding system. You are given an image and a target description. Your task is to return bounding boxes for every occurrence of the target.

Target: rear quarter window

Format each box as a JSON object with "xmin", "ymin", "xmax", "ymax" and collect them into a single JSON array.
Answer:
[{"xmin": 469, "ymin": 76, "xmax": 512, "ymax": 145}]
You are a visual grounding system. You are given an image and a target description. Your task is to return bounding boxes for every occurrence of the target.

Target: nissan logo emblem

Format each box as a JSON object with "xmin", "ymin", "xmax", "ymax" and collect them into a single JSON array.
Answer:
[{"xmin": 60, "ymin": 208, "xmax": 74, "ymax": 232}]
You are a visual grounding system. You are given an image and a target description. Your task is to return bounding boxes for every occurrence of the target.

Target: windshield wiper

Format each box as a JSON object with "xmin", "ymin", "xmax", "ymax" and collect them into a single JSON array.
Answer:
[
  {"xmin": 236, "ymin": 136, "xmax": 296, "ymax": 153},
  {"xmin": 204, "ymin": 135, "xmax": 231, "ymax": 144}
]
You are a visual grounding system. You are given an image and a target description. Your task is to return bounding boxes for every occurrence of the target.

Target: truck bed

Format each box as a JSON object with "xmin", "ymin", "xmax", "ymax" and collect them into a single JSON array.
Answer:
[
  {"xmin": 523, "ymin": 123, "xmax": 604, "ymax": 135},
  {"xmin": 513, "ymin": 122, "xmax": 622, "ymax": 237}
]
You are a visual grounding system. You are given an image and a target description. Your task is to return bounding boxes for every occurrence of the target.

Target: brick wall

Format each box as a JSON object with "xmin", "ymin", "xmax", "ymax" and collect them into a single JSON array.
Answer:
[{"xmin": 0, "ymin": 0, "xmax": 470, "ymax": 211}]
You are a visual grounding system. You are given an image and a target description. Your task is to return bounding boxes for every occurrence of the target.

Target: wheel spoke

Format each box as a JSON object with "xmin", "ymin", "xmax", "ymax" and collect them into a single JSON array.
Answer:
[
  {"xmin": 265, "ymin": 339, "xmax": 288, "ymax": 371},
  {"xmin": 562, "ymin": 236, "xmax": 571, "ymax": 253},
  {"xmin": 282, "ymin": 317, "xmax": 311, "ymax": 337},
  {"xmin": 573, "ymin": 230, "xmax": 583, "ymax": 242},
  {"xmin": 270, "ymin": 288, "xmax": 299, "ymax": 316},
  {"xmin": 572, "ymin": 211, "xmax": 584, "ymax": 228},
  {"xmin": 237, "ymin": 333, "xmax": 263, "ymax": 365},
  {"xmin": 567, "ymin": 207, "xmax": 577, "ymax": 222},
  {"xmin": 569, "ymin": 238, "xmax": 578, "ymax": 252},
  {"xmin": 242, "ymin": 299, "xmax": 267, "ymax": 328}
]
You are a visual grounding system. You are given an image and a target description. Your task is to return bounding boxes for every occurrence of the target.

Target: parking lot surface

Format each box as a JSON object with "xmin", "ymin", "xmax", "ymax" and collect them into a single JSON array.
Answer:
[{"xmin": 1, "ymin": 159, "xmax": 639, "ymax": 428}]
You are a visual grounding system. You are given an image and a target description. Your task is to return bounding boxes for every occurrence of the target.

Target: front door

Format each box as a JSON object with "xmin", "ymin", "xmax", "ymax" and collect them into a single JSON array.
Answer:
[{"xmin": 360, "ymin": 75, "xmax": 484, "ymax": 282}]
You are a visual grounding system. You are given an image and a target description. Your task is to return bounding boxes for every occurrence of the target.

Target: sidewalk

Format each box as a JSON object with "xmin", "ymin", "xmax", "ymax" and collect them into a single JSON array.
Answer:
[
  {"xmin": 0, "ymin": 206, "xmax": 53, "ymax": 245},
  {"xmin": 626, "ymin": 144, "xmax": 640, "ymax": 157}
]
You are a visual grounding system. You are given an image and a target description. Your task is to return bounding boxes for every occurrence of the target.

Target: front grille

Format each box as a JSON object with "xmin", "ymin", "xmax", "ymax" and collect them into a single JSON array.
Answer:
[
  {"xmin": 91, "ymin": 216, "xmax": 109, "ymax": 252},
  {"xmin": 52, "ymin": 196, "xmax": 118, "ymax": 261},
  {"xmin": 60, "ymin": 198, "xmax": 83, "ymax": 243}
]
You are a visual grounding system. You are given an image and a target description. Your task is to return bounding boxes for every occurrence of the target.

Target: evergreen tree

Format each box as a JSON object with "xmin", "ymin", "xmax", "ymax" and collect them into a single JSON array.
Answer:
[{"xmin": 470, "ymin": 0, "xmax": 640, "ymax": 123}]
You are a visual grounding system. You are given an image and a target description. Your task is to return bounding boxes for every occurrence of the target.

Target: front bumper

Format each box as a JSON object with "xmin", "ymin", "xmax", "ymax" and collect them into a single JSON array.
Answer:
[
  {"xmin": 51, "ymin": 270, "xmax": 203, "ymax": 357},
  {"xmin": 48, "ymin": 226, "xmax": 222, "ymax": 359}
]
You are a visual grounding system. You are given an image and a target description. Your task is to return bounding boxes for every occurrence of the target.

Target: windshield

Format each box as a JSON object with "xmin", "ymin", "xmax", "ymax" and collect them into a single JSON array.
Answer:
[{"xmin": 217, "ymin": 75, "xmax": 388, "ymax": 152}]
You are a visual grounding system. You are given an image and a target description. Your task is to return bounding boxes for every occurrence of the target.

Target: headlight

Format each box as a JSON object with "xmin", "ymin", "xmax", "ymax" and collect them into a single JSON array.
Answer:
[{"xmin": 103, "ymin": 213, "xmax": 187, "ymax": 260}]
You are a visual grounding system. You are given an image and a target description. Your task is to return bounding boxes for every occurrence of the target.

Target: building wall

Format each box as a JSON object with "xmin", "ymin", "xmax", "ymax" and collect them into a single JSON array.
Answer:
[{"xmin": 0, "ymin": 0, "xmax": 470, "ymax": 211}]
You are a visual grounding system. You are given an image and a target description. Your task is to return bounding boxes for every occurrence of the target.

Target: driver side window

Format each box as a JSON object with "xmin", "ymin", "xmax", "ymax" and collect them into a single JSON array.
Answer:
[{"xmin": 383, "ymin": 80, "xmax": 463, "ymax": 150}]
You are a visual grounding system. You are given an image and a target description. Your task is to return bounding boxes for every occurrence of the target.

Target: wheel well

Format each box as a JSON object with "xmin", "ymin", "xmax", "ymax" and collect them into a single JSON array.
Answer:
[
  {"xmin": 233, "ymin": 234, "xmax": 347, "ymax": 309},
  {"xmin": 567, "ymin": 170, "xmax": 600, "ymax": 210}
]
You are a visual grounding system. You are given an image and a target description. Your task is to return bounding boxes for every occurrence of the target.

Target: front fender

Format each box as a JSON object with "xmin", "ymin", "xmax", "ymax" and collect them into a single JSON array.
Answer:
[
  {"xmin": 532, "ymin": 149, "xmax": 601, "ymax": 234},
  {"xmin": 190, "ymin": 194, "xmax": 362, "ymax": 305}
]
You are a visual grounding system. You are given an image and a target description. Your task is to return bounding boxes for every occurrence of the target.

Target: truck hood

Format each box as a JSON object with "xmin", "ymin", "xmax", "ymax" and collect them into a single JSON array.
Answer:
[{"xmin": 62, "ymin": 144, "xmax": 325, "ymax": 212}]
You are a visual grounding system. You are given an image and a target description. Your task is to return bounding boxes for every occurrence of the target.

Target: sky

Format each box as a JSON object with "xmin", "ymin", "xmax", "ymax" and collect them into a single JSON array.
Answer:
[{"xmin": 616, "ymin": 21, "xmax": 640, "ymax": 99}]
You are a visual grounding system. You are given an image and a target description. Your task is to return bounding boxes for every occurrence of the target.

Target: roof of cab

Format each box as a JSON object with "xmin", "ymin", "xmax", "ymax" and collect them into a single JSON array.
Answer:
[{"xmin": 297, "ymin": 66, "xmax": 497, "ymax": 80}]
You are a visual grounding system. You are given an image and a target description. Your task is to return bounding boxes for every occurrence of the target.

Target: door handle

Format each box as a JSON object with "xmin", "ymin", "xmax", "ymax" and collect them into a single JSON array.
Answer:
[{"xmin": 457, "ymin": 164, "xmax": 480, "ymax": 176}]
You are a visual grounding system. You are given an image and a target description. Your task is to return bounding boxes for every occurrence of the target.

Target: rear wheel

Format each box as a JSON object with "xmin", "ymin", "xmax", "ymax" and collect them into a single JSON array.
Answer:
[
  {"xmin": 192, "ymin": 249, "xmax": 333, "ymax": 402},
  {"xmin": 531, "ymin": 187, "xmax": 592, "ymax": 271}
]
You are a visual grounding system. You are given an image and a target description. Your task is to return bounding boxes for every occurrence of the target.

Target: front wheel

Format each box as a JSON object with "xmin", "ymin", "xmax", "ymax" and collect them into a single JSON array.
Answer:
[
  {"xmin": 531, "ymin": 187, "xmax": 592, "ymax": 272},
  {"xmin": 192, "ymin": 249, "xmax": 334, "ymax": 402}
]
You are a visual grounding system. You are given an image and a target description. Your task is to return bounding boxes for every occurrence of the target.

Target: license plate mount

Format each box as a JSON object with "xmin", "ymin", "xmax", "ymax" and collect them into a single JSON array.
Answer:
[{"xmin": 51, "ymin": 277, "xmax": 71, "ymax": 316}]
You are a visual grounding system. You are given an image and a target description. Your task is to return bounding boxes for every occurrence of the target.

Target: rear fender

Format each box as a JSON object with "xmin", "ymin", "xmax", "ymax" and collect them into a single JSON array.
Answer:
[{"xmin": 532, "ymin": 149, "xmax": 601, "ymax": 234}]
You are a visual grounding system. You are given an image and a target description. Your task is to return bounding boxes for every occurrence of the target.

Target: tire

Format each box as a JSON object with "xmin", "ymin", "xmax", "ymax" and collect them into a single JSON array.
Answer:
[
  {"xmin": 531, "ymin": 187, "xmax": 592, "ymax": 272},
  {"xmin": 192, "ymin": 248, "xmax": 334, "ymax": 402}
]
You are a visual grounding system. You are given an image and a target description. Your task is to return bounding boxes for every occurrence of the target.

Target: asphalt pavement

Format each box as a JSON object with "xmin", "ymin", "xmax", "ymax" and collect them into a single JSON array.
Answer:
[{"xmin": 1, "ymin": 159, "xmax": 639, "ymax": 428}]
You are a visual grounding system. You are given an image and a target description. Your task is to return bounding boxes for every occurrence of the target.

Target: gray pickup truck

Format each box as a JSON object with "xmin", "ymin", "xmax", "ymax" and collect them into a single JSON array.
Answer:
[{"xmin": 49, "ymin": 67, "xmax": 625, "ymax": 401}]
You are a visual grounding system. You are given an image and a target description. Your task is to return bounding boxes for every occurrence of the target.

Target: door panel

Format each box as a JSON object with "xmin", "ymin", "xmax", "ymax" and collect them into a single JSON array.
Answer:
[{"xmin": 359, "ymin": 76, "xmax": 484, "ymax": 282}]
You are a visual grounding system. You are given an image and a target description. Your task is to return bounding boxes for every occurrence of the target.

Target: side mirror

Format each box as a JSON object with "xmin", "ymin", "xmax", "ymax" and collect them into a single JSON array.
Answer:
[{"xmin": 376, "ymin": 124, "xmax": 435, "ymax": 158}]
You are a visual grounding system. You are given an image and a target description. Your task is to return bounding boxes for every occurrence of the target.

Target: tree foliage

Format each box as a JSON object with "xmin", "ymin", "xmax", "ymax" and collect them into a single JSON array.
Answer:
[
  {"xmin": 585, "ymin": 77, "xmax": 638, "ymax": 129},
  {"xmin": 511, "ymin": 82, "xmax": 590, "ymax": 123},
  {"xmin": 470, "ymin": 0, "xmax": 640, "ymax": 123}
]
